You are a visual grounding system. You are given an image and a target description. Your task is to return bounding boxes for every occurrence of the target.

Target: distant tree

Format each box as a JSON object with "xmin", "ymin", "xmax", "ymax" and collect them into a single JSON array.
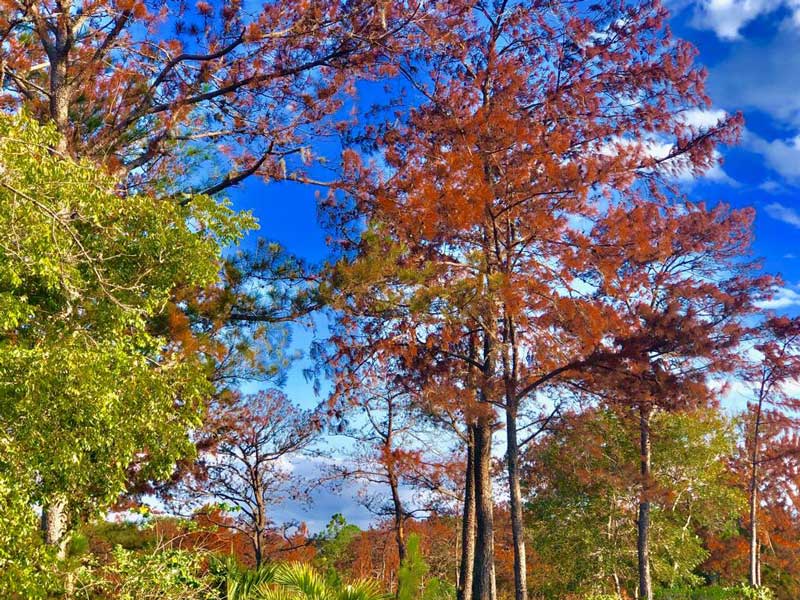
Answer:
[
  {"xmin": 313, "ymin": 514, "xmax": 363, "ymax": 582},
  {"xmin": 739, "ymin": 317, "xmax": 800, "ymax": 589},
  {"xmin": 397, "ymin": 534, "xmax": 428, "ymax": 600},
  {"xmin": 575, "ymin": 201, "xmax": 771, "ymax": 599},
  {"xmin": 178, "ymin": 390, "xmax": 320, "ymax": 567},
  {"xmin": 329, "ymin": 379, "xmax": 459, "ymax": 569},
  {"xmin": 525, "ymin": 408, "xmax": 743, "ymax": 598}
]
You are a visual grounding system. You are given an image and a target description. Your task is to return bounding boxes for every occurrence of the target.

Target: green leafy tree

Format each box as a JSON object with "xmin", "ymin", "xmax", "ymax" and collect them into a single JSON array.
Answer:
[
  {"xmin": 313, "ymin": 515, "xmax": 363, "ymax": 583},
  {"xmin": 525, "ymin": 408, "xmax": 744, "ymax": 599},
  {"xmin": 77, "ymin": 545, "xmax": 216, "ymax": 600},
  {"xmin": 0, "ymin": 114, "xmax": 253, "ymax": 595}
]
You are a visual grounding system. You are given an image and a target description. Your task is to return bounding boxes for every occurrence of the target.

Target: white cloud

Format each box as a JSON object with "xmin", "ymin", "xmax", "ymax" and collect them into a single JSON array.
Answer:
[
  {"xmin": 707, "ymin": 27, "xmax": 800, "ymax": 127},
  {"xmin": 676, "ymin": 109, "xmax": 739, "ymax": 185},
  {"xmin": 691, "ymin": 0, "xmax": 800, "ymax": 40},
  {"xmin": 679, "ymin": 108, "xmax": 728, "ymax": 130},
  {"xmin": 611, "ymin": 137, "xmax": 737, "ymax": 186},
  {"xmin": 765, "ymin": 202, "xmax": 800, "ymax": 227},
  {"xmin": 748, "ymin": 133, "xmax": 800, "ymax": 181},
  {"xmin": 757, "ymin": 285, "xmax": 800, "ymax": 309},
  {"xmin": 703, "ymin": 159, "xmax": 740, "ymax": 185}
]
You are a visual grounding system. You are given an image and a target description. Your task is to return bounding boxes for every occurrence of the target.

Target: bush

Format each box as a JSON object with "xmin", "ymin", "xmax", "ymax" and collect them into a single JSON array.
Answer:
[
  {"xmin": 76, "ymin": 545, "xmax": 215, "ymax": 600},
  {"xmin": 655, "ymin": 584, "xmax": 775, "ymax": 600}
]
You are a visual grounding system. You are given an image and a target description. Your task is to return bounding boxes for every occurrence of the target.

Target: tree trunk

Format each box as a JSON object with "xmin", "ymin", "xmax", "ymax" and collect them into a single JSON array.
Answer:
[
  {"xmin": 253, "ymin": 531, "xmax": 263, "ymax": 568},
  {"xmin": 505, "ymin": 403, "xmax": 527, "ymax": 600},
  {"xmin": 50, "ymin": 58, "xmax": 70, "ymax": 153},
  {"xmin": 389, "ymin": 471, "xmax": 407, "ymax": 566},
  {"xmin": 749, "ymin": 477, "xmax": 760, "ymax": 587},
  {"xmin": 637, "ymin": 405, "xmax": 653, "ymax": 600},
  {"xmin": 458, "ymin": 426, "xmax": 477, "ymax": 600},
  {"xmin": 749, "ymin": 393, "xmax": 764, "ymax": 588},
  {"xmin": 472, "ymin": 416, "xmax": 496, "ymax": 600},
  {"xmin": 45, "ymin": 13, "xmax": 73, "ymax": 155},
  {"xmin": 41, "ymin": 495, "xmax": 69, "ymax": 560}
]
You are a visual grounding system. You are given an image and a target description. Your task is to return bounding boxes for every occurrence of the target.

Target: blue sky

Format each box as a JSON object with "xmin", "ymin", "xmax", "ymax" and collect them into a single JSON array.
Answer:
[
  {"xmin": 665, "ymin": 1, "xmax": 800, "ymax": 308},
  {"xmin": 221, "ymin": 0, "xmax": 800, "ymax": 530}
]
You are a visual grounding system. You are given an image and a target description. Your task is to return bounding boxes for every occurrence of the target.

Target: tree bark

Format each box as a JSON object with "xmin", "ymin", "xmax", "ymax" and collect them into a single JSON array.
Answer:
[
  {"xmin": 749, "ymin": 473, "xmax": 760, "ymax": 587},
  {"xmin": 389, "ymin": 470, "xmax": 407, "ymax": 566},
  {"xmin": 253, "ymin": 481, "xmax": 267, "ymax": 568},
  {"xmin": 505, "ymin": 402, "xmax": 527, "ymax": 600},
  {"xmin": 41, "ymin": 495, "xmax": 69, "ymax": 560},
  {"xmin": 49, "ymin": 57, "xmax": 71, "ymax": 153},
  {"xmin": 43, "ymin": 8, "xmax": 73, "ymax": 155},
  {"xmin": 637, "ymin": 405, "xmax": 653, "ymax": 600},
  {"xmin": 472, "ymin": 416, "xmax": 496, "ymax": 600},
  {"xmin": 458, "ymin": 426, "xmax": 477, "ymax": 600},
  {"xmin": 253, "ymin": 532, "xmax": 263, "ymax": 569},
  {"xmin": 749, "ymin": 389, "xmax": 764, "ymax": 588}
]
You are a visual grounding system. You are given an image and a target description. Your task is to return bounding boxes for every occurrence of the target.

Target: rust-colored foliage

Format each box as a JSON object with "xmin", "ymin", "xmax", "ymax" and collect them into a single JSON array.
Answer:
[
  {"xmin": 0, "ymin": 0, "xmax": 432, "ymax": 193},
  {"xmin": 705, "ymin": 316, "xmax": 800, "ymax": 596},
  {"xmin": 325, "ymin": 2, "xmax": 757, "ymax": 599},
  {"xmin": 176, "ymin": 390, "xmax": 321, "ymax": 567}
]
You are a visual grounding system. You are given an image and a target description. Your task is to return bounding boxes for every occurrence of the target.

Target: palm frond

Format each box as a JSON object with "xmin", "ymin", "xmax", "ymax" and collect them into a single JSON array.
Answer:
[
  {"xmin": 337, "ymin": 579, "xmax": 387, "ymax": 600},
  {"xmin": 273, "ymin": 562, "xmax": 331, "ymax": 600}
]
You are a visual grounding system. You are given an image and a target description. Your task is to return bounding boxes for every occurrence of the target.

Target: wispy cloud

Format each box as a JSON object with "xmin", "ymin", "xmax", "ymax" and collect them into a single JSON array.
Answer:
[
  {"xmin": 679, "ymin": 108, "xmax": 728, "ymax": 130},
  {"xmin": 764, "ymin": 202, "xmax": 800, "ymax": 228},
  {"xmin": 759, "ymin": 179, "xmax": 785, "ymax": 194},
  {"xmin": 705, "ymin": 27, "xmax": 800, "ymax": 128},
  {"xmin": 757, "ymin": 285, "xmax": 800, "ymax": 309}
]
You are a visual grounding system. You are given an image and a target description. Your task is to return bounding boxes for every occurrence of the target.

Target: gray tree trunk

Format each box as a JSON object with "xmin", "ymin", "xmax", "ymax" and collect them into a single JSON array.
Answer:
[
  {"xmin": 472, "ymin": 417, "xmax": 496, "ymax": 600},
  {"xmin": 637, "ymin": 406, "xmax": 653, "ymax": 600},
  {"xmin": 41, "ymin": 495, "xmax": 69, "ymax": 559},
  {"xmin": 749, "ymin": 395, "xmax": 764, "ymax": 588},
  {"xmin": 390, "ymin": 471, "xmax": 407, "ymax": 566},
  {"xmin": 506, "ymin": 403, "xmax": 527, "ymax": 600},
  {"xmin": 458, "ymin": 427, "xmax": 477, "ymax": 600}
]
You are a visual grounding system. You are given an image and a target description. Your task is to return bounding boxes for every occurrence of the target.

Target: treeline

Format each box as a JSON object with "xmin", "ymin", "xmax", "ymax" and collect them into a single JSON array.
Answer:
[{"xmin": 0, "ymin": 2, "xmax": 797, "ymax": 600}]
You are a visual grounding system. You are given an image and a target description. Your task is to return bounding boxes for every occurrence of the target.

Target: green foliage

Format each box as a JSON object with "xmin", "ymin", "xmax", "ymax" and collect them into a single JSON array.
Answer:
[
  {"xmin": 268, "ymin": 563, "xmax": 385, "ymax": 600},
  {"xmin": 82, "ymin": 520, "xmax": 160, "ymax": 553},
  {"xmin": 313, "ymin": 514, "xmax": 362, "ymax": 580},
  {"xmin": 0, "ymin": 472, "xmax": 60, "ymax": 598},
  {"xmin": 76, "ymin": 545, "xmax": 216, "ymax": 600},
  {"xmin": 655, "ymin": 584, "xmax": 776, "ymax": 600},
  {"xmin": 214, "ymin": 560, "xmax": 386, "ymax": 600},
  {"xmin": 527, "ymin": 408, "xmax": 744, "ymax": 599},
  {"xmin": 397, "ymin": 535, "xmax": 428, "ymax": 600},
  {"xmin": 210, "ymin": 556, "xmax": 279, "ymax": 600},
  {"xmin": 420, "ymin": 577, "xmax": 455, "ymax": 600},
  {"xmin": 0, "ymin": 113, "xmax": 254, "ymax": 594}
]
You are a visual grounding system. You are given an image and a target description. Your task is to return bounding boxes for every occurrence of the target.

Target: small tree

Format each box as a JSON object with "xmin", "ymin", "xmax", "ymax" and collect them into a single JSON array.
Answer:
[
  {"xmin": 576, "ymin": 200, "xmax": 770, "ymax": 599},
  {"xmin": 740, "ymin": 317, "xmax": 800, "ymax": 589},
  {"xmin": 179, "ymin": 390, "xmax": 320, "ymax": 567},
  {"xmin": 329, "ymin": 378, "xmax": 460, "ymax": 570}
]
